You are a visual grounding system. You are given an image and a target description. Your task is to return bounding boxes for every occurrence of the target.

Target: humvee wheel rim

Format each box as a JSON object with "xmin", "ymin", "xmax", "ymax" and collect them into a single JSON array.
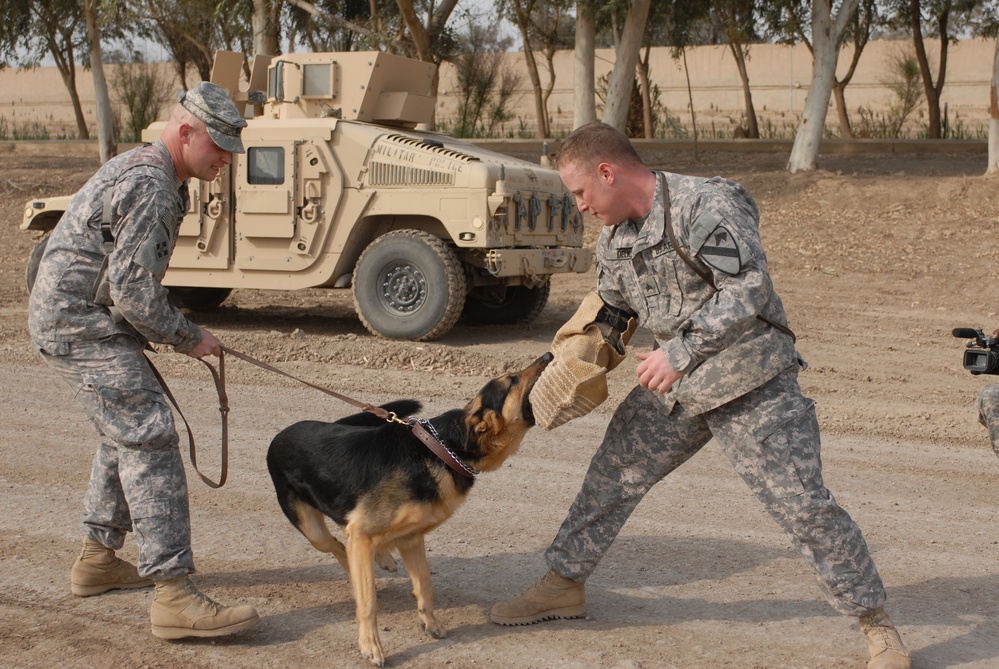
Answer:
[{"xmin": 380, "ymin": 262, "xmax": 427, "ymax": 313}]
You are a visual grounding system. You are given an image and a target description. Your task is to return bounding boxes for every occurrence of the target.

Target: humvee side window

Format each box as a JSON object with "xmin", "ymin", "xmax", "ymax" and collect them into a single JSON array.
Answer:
[
  {"xmin": 303, "ymin": 64, "xmax": 333, "ymax": 98},
  {"xmin": 247, "ymin": 147, "xmax": 285, "ymax": 185}
]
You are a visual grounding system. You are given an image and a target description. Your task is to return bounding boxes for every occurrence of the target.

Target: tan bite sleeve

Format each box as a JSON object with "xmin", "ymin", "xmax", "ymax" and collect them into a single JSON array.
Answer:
[{"xmin": 530, "ymin": 291, "xmax": 637, "ymax": 430}]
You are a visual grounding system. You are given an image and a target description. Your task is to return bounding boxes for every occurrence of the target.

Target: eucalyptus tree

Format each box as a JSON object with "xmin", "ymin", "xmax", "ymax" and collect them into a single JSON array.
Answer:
[
  {"xmin": 884, "ymin": 0, "xmax": 985, "ymax": 139},
  {"xmin": 284, "ymin": 0, "xmax": 395, "ymax": 53},
  {"xmin": 711, "ymin": 0, "xmax": 762, "ymax": 138},
  {"xmin": 601, "ymin": 0, "xmax": 652, "ymax": 132},
  {"xmin": 131, "ymin": 0, "xmax": 253, "ymax": 89},
  {"xmin": 990, "ymin": 36, "xmax": 999, "ymax": 174},
  {"xmin": 574, "ymin": 0, "xmax": 598, "ymax": 127},
  {"xmin": 500, "ymin": 0, "xmax": 574, "ymax": 138},
  {"xmin": 0, "ymin": 0, "xmax": 91, "ymax": 139},
  {"xmin": 83, "ymin": 0, "xmax": 115, "ymax": 160},
  {"xmin": 763, "ymin": 0, "xmax": 881, "ymax": 139},
  {"xmin": 785, "ymin": 0, "xmax": 861, "ymax": 172}
]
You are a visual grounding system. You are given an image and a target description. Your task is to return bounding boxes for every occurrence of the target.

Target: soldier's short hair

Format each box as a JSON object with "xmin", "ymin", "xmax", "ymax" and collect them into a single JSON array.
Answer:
[{"xmin": 554, "ymin": 122, "xmax": 643, "ymax": 172}]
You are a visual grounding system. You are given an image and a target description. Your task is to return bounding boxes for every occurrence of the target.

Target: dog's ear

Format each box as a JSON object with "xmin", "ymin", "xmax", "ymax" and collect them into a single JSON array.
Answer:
[{"xmin": 474, "ymin": 409, "xmax": 505, "ymax": 437}]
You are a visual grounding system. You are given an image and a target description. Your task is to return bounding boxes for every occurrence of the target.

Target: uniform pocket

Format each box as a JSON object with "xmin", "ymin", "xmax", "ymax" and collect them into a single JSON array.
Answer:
[
  {"xmin": 750, "ymin": 397, "xmax": 819, "ymax": 498},
  {"xmin": 89, "ymin": 385, "xmax": 175, "ymax": 447}
]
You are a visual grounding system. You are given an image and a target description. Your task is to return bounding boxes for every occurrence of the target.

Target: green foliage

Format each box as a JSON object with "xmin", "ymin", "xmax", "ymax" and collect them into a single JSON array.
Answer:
[
  {"xmin": 881, "ymin": 47, "xmax": 924, "ymax": 138},
  {"xmin": 0, "ymin": 115, "xmax": 53, "ymax": 140},
  {"xmin": 110, "ymin": 57, "xmax": 173, "ymax": 143},
  {"xmin": 440, "ymin": 20, "xmax": 521, "ymax": 139}
]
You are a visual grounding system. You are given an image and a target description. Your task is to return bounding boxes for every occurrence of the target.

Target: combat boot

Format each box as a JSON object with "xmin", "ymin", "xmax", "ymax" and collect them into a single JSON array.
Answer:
[
  {"xmin": 489, "ymin": 568, "xmax": 586, "ymax": 625},
  {"xmin": 70, "ymin": 538, "xmax": 152, "ymax": 597},
  {"xmin": 860, "ymin": 608, "xmax": 911, "ymax": 669},
  {"xmin": 150, "ymin": 576, "xmax": 259, "ymax": 639}
]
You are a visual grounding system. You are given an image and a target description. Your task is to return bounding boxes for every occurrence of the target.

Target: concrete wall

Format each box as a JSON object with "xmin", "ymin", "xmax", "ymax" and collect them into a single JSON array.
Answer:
[
  {"xmin": 1, "ymin": 38, "xmax": 994, "ymax": 140},
  {"xmin": 435, "ymin": 38, "xmax": 996, "ymax": 138}
]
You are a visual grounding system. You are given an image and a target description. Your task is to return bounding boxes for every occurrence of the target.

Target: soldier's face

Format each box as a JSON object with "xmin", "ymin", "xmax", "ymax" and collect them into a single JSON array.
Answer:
[
  {"xmin": 559, "ymin": 160, "xmax": 624, "ymax": 227},
  {"xmin": 186, "ymin": 123, "xmax": 232, "ymax": 182}
]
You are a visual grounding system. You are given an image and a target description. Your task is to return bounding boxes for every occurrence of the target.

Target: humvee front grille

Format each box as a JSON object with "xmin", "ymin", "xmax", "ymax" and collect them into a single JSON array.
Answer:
[{"xmin": 368, "ymin": 161, "xmax": 454, "ymax": 186}]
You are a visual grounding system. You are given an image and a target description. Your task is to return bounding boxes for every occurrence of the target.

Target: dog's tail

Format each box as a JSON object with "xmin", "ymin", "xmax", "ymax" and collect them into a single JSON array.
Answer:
[{"xmin": 334, "ymin": 399, "xmax": 423, "ymax": 427}]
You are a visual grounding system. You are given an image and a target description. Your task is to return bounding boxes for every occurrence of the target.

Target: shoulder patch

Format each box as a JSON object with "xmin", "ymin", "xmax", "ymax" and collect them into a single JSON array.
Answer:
[
  {"xmin": 134, "ymin": 223, "xmax": 173, "ymax": 276},
  {"xmin": 698, "ymin": 225, "xmax": 743, "ymax": 275},
  {"xmin": 689, "ymin": 211, "xmax": 745, "ymax": 275}
]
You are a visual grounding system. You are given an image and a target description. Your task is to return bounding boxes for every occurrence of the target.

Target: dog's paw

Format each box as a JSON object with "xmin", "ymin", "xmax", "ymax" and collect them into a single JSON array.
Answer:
[
  {"xmin": 419, "ymin": 615, "xmax": 446, "ymax": 639},
  {"xmin": 375, "ymin": 549, "xmax": 398, "ymax": 573},
  {"xmin": 359, "ymin": 636, "xmax": 385, "ymax": 667}
]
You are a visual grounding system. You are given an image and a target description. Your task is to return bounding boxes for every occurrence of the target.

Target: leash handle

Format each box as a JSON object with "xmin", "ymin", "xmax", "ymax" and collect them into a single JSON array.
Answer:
[{"xmin": 144, "ymin": 350, "xmax": 229, "ymax": 489}]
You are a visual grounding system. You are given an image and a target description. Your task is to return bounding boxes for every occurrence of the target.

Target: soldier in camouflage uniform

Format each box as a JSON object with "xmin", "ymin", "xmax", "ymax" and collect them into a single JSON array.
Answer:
[
  {"xmin": 490, "ymin": 123, "xmax": 910, "ymax": 669},
  {"xmin": 28, "ymin": 82, "xmax": 259, "ymax": 640}
]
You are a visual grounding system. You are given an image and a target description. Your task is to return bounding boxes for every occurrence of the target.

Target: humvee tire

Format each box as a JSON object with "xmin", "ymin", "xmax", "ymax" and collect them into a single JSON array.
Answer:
[
  {"xmin": 352, "ymin": 229, "xmax": 466, "ymax": 341},
  {"xmin": 167, "ymin": 287, "xmax": 233, "ymax": 311},
  {"xmin": 25, "ymin": 232, "xmax": 50, "ymax": 295},
  {"xmin": 461, "ymin": 282, "xmax": 550, "ymax": 326}
]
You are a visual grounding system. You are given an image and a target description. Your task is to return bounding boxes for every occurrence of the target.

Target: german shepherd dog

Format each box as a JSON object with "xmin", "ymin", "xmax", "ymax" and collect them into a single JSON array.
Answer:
[{"xmin": 266, "ymin": 352, "xmax": 552, "ymax": 667}]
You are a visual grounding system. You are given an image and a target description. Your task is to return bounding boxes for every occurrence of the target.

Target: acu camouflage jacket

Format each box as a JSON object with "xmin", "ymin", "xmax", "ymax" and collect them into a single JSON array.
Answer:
[
  {"xmin": 596, "ymin": 171, "xmax": 799, "ymax": 415},
  {"xmin": 28, "ymin": 141, "xmax": 202, "ymax": 354}
]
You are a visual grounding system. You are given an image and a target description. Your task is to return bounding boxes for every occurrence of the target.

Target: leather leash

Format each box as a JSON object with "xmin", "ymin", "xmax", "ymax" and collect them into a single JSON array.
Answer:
[
  {"xmin": 143, "ymin": 345, "xmax": 474, "ymax": 489},
  {"xmin": 220, "ymin": 346, "xmax": 475, "ymax": 480},
  {"xmin": 144, "ymin": 351, "xmax": 229, "ymax": 489}
]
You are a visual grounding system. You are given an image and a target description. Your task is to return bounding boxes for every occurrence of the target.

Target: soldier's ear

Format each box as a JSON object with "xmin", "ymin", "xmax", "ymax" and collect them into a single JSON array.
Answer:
[
  {"xmin": 177, "ymin": 122, "xmax": 194, "ymax": 145},
  {"xmin": 597, "ymin": 162, "xmax": 614, "ymax": 185}
]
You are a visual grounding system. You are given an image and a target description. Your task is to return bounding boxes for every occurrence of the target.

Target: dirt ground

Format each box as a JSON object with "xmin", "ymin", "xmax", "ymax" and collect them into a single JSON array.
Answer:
[{"xmin": 1, "ymin": 142, "xmax": 998, "ymax": 669}]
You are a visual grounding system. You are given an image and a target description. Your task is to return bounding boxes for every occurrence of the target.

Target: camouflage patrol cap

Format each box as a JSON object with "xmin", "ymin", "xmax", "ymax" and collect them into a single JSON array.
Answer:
[{"xmin": 179, "ymin": 82, "xmax": 247, "ymax": 154}]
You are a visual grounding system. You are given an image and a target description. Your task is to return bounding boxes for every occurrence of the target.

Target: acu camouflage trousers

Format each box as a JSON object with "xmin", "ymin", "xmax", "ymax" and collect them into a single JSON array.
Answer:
[
  {"xmin": 545, "ymin": 369, "xmax": 887, "ymax": 616},
  {"xmin": 36, "ymin": 334, "xmax": 194, "ymax": 580}
]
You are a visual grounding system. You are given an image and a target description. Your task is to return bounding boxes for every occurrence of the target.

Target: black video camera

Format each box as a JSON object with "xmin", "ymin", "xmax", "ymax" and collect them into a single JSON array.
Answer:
[{"xmin": 953, "ymin": 327, "xmax": 999, "ymax": 375}]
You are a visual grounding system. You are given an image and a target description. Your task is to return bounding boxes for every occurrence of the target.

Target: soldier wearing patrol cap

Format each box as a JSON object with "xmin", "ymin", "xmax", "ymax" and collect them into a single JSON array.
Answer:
[
  {"xmin": 29, "ymin": 81, "xmax": 258, "ymax": 639},
  {"xmin": 491, "ymin": 123, "xmax": 911, "ymax": 669}
]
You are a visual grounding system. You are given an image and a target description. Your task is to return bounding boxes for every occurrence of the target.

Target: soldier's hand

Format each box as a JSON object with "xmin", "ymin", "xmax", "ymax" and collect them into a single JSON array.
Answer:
[
  {"xmin": 636, "ymin": 348, "xmax": 681, "ymax": 394},
  {"xmin": 187, "ymin": 328, "xmax": 222, "ymax": 358}
]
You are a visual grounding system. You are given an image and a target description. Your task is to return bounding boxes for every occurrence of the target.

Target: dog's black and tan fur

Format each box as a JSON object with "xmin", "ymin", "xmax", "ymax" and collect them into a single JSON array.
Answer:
[{"xmin": 266, "ymin": 353, "xmax": 552, "ymax": 667}]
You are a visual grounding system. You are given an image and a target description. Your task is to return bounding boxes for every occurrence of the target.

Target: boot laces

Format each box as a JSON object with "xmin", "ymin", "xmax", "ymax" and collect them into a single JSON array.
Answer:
[
  {"xmin": 183, "ymin": 583, "xmax": 223, "ymax": 613},
  {"xmin": 861, "ymin": 610, "xmax": 906, "ymax": 655}
]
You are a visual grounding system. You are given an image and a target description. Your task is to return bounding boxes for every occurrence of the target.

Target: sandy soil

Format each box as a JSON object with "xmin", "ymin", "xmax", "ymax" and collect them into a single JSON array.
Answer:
[{"xmin": 1, "ymin": 143, "xmax": 997, "ymax": 669}]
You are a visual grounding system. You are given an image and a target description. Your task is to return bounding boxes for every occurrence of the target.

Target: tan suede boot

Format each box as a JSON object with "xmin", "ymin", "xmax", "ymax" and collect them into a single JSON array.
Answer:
[
  {"xmin": 70, "ymin": 538, "xmax": 152, "ymax": 597},
  {"xmin": 489, "ymin": 568, "xmax": 586, "ymax": 625},
  {"xmin": 860, "ymin": 608, "xmax": 911, "ymax": 669},
  {"xmin": 150, "ymin": 576, "xmax": 259, "ymax": 640}
]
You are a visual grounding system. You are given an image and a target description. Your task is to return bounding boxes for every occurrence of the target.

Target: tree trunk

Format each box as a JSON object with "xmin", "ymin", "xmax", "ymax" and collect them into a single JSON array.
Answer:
[
  {"xmin": 788, "ymin": 0, "xmax": 860, "ymax": 173},
  {"xmin": 909, "ymin": 0, "xmax": 947, "ymax": 139},
  {"xmin": 253, "ymin": 0, "xmax": 280, "ymax": 57},
  {"xmin": 48, "ymin": 43, "xmax": 89, "ymax": 140},
  {"xmin": 832, "ymin": 80, "xmax": 854, "ymax": 139},
  {"xmin": 83, "ymin": 0, "xmax": 115, "ymax": 163},
  {"xmin": 637, "ymin": 47, "xmax": 653, "ymax": 139},
  {"xmin": 573, "ymin": 1, "xmax": 596, "ymax": 128},
  {"xmin": 682, "ymin": 47, "xmax": 698, "ymax": 159},
  {"xmin": 987, "ymin": 37, "xmax": 999, "ymax": 175},
  {"xmin": 728, "ymin": 42, "xmax": 759, "ymax": 138},
  {"xmin": 602, "ymin": 0, "xmax": 651, "ymax": 132},
  {"xmin": 518, "ymin": 20, "xmax": 549, "ymax": 138}
]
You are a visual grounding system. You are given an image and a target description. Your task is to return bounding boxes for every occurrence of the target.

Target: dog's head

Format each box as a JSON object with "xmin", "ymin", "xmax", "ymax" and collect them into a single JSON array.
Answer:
[{"xmin": 458, "ymin": 352, "xmax": 553, "ymax": 472}]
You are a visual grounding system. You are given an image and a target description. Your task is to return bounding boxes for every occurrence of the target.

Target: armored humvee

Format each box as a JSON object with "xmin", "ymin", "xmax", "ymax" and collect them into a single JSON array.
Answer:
[{"xmin": 22, "ymin": 50, "xmax": 592, "ymax": 341}]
